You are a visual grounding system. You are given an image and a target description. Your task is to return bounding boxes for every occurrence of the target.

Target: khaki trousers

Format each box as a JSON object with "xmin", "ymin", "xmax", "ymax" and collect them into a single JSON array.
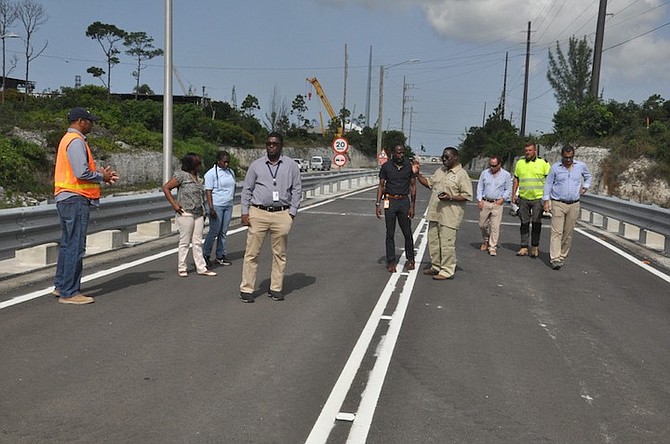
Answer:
[
  {"xmin": 427, "ymin": 221, "xmax": 457, "ymax": 278},
  {"xmin": 549, "ymin": 200, "xmax": 579, "ymax": 262},
  {"xmin": 176, "ymin": 212, "xmax": 207, "ymax": 273},
  {"xmin": 240, "ymin": 206, "xmax": 293, "ymax": 294},
  {"xmin": 478, "ymin": 201, "xmax": 503, "ymax": 249}
]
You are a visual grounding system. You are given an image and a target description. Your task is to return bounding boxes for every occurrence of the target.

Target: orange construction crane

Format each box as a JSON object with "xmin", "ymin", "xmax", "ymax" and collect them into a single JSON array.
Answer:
[{"xmin": 307, "ymin": 77, "xmax": 343, "ymax": 137}]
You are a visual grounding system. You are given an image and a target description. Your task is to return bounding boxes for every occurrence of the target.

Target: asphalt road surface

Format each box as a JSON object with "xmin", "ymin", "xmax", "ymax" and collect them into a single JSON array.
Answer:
[{"xmin": 1, "ymin": 181, "xmax": 669, "ymax": 443}]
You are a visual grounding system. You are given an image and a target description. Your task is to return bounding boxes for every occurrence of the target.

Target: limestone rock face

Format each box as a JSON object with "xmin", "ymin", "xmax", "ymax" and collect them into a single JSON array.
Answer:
[{"xmin": 616, "ymin": 157, "xmax": 670, "ymax": 208}]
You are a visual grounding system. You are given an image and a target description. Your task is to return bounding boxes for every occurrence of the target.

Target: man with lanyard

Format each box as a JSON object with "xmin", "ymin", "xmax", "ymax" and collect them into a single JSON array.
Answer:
[
  {"xmin": 376, "ymin": 144, "xmax": 416, "ymax": 273},
  {"xmin": 414, "ymin": 147, "xmax": 473, "ymax": 280},
  {"xmin": 239, "ymin": 132, "xmax": 302, "ymax": 303},
  {"xmin": 476, "ymin": 155, "xmax": 512, "ymax": 256},
  {"xmin": 511, "ymin": 142, "xmax": 550, "ymax": 258},
  {"xmin": 53, "ymin": 107, "xmax": 119, "ymax": 305},
  {"xmin": 203, "ymin": 150, "xmax": 236, "ymax": 266},
  {"xmin": 543, "ymin": 145, "xmax": 592, "ymax": 269}
]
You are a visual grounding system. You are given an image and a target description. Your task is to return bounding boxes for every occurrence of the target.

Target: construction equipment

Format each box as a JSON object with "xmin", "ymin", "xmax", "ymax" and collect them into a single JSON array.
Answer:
[{"xmin": 307, "ymin": 77, "xmax": 343, "ymax": 137}]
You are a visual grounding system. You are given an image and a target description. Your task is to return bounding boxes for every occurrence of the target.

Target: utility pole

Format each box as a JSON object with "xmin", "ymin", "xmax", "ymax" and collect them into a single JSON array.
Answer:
[
  {"xmin": 231, "ymin": 85, "xmax": 237, "ymax": 109},
  {"xmin": 365, "ymin": 46, "xmax": 372, "ymax": 127},
  {"xmin": 401, "ymin": 76, "xmax": 407, "ymax": 134},
  {"xmin": 501, "ymin": 52, "xmax": 508, "ymax": 119},
  {"xmin": 590, "ymin": 0, "xmax": 607, "ymax": 98},
  {"xmin": 520, "ymin": 21, "xmax": 531, "ymax": 139},
  {"xmin": 376, "ymin": 65, "xmax": 384, "ymax": 155},
  {"xmin": 408, "ymin": 106, "xmax": 414, "ymax": 148},
  {"xmin": 482, "ymin": 101, "xmax": 487, "ymax": 126},
  {"xmin": 162, "ymin": 0, "xmax": 173, "ymax": 184},
  {"xmin": 342, "ymin": 43, "xmax": 348, "ymax": 132}
]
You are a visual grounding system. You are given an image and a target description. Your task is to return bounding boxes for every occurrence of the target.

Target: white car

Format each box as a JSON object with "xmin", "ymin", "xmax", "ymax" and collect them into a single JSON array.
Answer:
[
  {"xmin": 293, "ymin": 158, "xmax": 309, "ymax": 172},
  {"xmin": 310, "ymin": 155, "xmax": 331, "ymax": 171}
]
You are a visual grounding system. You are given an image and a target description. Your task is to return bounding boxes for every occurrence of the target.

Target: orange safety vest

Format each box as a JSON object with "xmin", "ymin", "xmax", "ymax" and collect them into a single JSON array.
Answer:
[{"xmin": 54, "ymin": 131, "xmax": 101, "ymax": 199}]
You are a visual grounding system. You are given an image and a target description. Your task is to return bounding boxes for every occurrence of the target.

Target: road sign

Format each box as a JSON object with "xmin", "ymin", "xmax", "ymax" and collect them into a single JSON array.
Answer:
[
  {"xmin": 333, "ymin": 153, "xmax": 347, "ymax": 167},
  {"xmin": 377, "ymin": 150, "xmax": 388, "ymax": 166},
  {"xmin": 332, "ymin": 137, "xmax": 349, "ymax": 154}
]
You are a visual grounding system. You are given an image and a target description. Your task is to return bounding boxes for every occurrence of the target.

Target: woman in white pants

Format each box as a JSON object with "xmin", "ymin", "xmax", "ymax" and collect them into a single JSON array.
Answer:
[{"xmin": 162, "ymin": 153, "xmax": 216, "ymax": 277}]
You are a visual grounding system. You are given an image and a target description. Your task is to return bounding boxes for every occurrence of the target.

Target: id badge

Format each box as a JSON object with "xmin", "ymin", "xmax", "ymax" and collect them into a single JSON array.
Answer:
[
  {"xmin": 272, "ymin": 191, "xmax": 280, "ymax": 202},
  {"xmin": 383, "ymin": 198, "xmax": 390, "ymax": 209}
]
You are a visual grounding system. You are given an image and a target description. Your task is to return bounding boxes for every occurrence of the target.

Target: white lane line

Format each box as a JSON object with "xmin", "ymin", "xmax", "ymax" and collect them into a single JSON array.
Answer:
[
  {"xmin": 305, "ymin": 218, "xmax": 428, "ymax": 444},
  {"xmin": 346, "ymin": 220, "xmax": 429, "ymax": 444},
  {"xmin": 0, "ymin": 187, "xmax": 378, "ymax": 310},
  {"xmin": 576, "ymin": 227, "xmax": 670, "ymax": 284}
]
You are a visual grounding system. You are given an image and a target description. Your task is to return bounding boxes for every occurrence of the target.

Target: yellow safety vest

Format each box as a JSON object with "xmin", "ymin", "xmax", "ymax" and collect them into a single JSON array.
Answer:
[{"xmin": 514, "ymin": 157, "xmax": 549, "ymax": 200}]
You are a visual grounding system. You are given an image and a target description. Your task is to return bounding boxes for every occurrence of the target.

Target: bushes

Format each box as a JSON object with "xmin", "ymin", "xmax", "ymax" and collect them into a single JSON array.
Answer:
[{"xmin": 0, "ymin": 136, "xmax": 50, "ymax": 194}]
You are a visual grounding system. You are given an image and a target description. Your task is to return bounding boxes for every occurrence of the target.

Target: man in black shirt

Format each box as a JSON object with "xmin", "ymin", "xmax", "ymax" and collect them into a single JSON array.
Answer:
[{"xmin": 376, "ymin": 144, "xmax": 416, "ymax": 272}]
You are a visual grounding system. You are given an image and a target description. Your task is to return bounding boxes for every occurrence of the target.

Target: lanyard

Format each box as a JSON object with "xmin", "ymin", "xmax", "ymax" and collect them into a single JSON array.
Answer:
[{"xmin": 266, "ymin": 161, "xmax": 280, "ymax": 186}]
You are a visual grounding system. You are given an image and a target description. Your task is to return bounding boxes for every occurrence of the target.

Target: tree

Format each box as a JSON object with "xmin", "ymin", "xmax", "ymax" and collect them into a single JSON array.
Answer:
[
  {"xmin": 547, "ymin": 36, "xmax": 593, "ymax": 108},
  {"xmin": 124, "ymin": 31, "xmax": 162, "ymax": 100},
  {"xmin": 0, "ymin": 0, "xmax": 18, "ymax": 103},
  {"xmin": 263, "ymin": 86, "xmax": 288, "ymax": 132},
  {"xmin": 290, "ymin": 94, "xmax": 309, "ymax": 127},
  {"xmin": 86, "ymin": 66, "xmax": 106, "ymax": 88},
  {"xmin": 16, "ymin": 0, "xmax": 47, "ymax": 102},
  {"xmin": 86, "ymin": 21, "xmax": 126, "ymax": 95},
  {"xmin": 134, "ymin": 83, "xmax": 154, "ymax": 96},
  {"xmin": 240, "ymin": 94, "xmax": 259, "ymax": 117}
]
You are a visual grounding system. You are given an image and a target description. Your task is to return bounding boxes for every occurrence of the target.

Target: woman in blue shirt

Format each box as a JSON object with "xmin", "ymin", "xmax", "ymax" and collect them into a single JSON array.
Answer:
[{"xmin": 203, "ymin": 151, "xmax": 236, "ymax": 266}]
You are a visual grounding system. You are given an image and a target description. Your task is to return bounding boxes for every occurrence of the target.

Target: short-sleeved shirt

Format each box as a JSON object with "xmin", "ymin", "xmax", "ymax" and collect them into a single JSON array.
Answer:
[
  {"xmin": 379, "ymin": 159, "xmax": 414, "ymax": 195},
  {"xmin": 513, "ymin": 157, "xmax": 550, "ymax": 200},
  {"xmin": 173, "ymin": 170, "xmax": 204, "ymax": 216},
  {"xmin": 425, "ymin": 163, "xmax": 473, "ymax": 229},
  {"xmin": 204, "ymin": 165, "xmax": 235, "ymax": 207}
]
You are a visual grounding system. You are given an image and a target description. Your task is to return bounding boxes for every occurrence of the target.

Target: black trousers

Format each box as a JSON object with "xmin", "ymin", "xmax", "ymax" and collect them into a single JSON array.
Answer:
[
  {"xmin": 518, "ymin": 197, "xmax": 543, "ymax": 247},
  {"xmin": 384, "ymin": 197, "xmax": 414, "ymax": 265}
]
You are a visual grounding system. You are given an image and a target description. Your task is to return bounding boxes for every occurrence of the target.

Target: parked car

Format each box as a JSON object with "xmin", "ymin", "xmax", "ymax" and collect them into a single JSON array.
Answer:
[
  {"xmin": 293, "ymin": 158, "xmax": 309, "ymax": 172},
  {"xmin": 310, "ymin": 155, "xmax": 331, "ymax": 171}
]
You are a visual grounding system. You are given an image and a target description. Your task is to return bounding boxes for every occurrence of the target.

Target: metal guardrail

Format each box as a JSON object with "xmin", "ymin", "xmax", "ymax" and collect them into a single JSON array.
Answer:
[
  {"xmin": 0, "ymin": 170, "xmax": 377, "ymax": 260},
  {"xmin": 580, "ymin": 193, "xmax": 670, "ymax": 253}
]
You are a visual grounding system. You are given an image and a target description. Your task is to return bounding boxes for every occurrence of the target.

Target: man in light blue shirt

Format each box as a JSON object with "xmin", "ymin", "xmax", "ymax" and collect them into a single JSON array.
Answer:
[
  {"xmin": 543, "ymin": 145, "xmax": 592, "ymax": 269},
  {"xmin": 476, "ymin": 155, "xmax": 512, "ymax": 256}
]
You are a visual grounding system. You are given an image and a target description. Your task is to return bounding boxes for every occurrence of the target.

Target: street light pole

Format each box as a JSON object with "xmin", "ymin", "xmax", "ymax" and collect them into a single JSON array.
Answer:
[
  {"xmin": 375, "ymin": 59, "xmax": 419, "ymax": 155},
  {"xmin": 1, "ymin": 32, "xmax": 20, "ymax": 105}
]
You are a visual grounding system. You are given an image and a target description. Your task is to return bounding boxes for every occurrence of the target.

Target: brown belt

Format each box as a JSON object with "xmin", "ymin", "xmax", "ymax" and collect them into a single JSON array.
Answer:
[{"xmin": 385, "ymin": 194, "xmax": 407, "ymax": 200}]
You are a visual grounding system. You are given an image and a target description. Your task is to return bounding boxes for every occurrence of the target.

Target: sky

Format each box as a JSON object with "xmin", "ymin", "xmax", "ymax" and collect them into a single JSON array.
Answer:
[{"xmin": 4, "ymin": 0, "xmax": 670, "ymax": 155}]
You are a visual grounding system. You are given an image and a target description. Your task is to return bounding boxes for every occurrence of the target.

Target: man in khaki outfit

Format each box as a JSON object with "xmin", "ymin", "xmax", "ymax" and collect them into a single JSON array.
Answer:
[
  {"xmin": 413, "ymin": 147, "xmax": 473, "ymax": 280},
  {"xmin": 239, "ymin": 132, "xmax": 302, "ymax": 303}
]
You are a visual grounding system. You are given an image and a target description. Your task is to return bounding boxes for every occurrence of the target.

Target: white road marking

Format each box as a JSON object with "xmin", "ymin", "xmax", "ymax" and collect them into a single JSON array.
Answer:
[
  {"xmin": 0, "ymin": 187, "xmax": 377, "ymax": 311},
  {"xmin": 305, "ymin": 217, "xmax": 429, "ymax": 444},
  {"xmin": 575, "ymin": 227, "xmax": 670, "ymax": 284}
]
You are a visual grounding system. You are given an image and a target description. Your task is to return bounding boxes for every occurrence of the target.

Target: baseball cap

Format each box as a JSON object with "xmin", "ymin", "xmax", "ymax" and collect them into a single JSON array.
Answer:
[{"xmin": 67, "ymin": 107, "xmax": 100, "ymax": 122}]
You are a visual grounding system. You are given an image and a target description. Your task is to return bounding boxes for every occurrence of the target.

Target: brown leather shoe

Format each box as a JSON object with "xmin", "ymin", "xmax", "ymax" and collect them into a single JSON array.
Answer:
[
  {"xmin": 480, "ymin": 242, "xmax": 488, "ymax": 251},
  {"xmin": 432, "ymin": 274, "xmax": 454, "ymax": 281},
  {"xmin": 423, "ymin": 268, "xmax": 438, "ymax": 276},
  {"xmin": 516, "ymin": 247, "xmax": 529, "ymax": 256},
  {"xmin": 387, "ymin": 264, "xmax": 397, "ymax": 273},
  {"xmin": 406, "ymin": 260, "xmax": 415, "ymax": 270},
  {"xmin": 58, "ymin": 294, "xmax": 94, "ymax": 305},
  {"xmin": 530, "ymin": 246, "xmax": 539, "ymax": 258}
]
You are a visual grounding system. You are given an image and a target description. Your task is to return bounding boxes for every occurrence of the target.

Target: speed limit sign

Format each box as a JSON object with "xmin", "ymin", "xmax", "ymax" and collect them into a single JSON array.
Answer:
[
  {"xmin": 333, "ymin": 153, "xmax": 348, "ymax": 167},
  {"xmin": 332, "ymin": 137, "xmax": 349, "ymax": 154}
]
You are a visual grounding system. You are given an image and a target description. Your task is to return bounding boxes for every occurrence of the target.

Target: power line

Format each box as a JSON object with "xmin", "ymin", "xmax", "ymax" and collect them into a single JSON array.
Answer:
[{"xmin": 604, "ymin": 20, "xmax": 670, "ymax": 51}]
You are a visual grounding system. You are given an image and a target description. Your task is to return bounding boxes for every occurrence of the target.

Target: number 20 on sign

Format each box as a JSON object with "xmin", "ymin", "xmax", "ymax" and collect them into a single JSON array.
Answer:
[{"xmin": 332, "ymin": 137, "xmax": 349, "ymax": 154}]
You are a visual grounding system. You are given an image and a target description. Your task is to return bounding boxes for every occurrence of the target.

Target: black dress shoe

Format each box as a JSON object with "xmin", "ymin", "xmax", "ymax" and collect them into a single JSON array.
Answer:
[
  {"xmin": 240, "ymin": 292, "xmax": 254, "ymax": 303},
  {"xmin": 268, "ymin": 291, "xmax": 284, "ymax": 301},
  {"xmin": 406, "ymin": 260, "xmax": 415, "ymax": 270}
]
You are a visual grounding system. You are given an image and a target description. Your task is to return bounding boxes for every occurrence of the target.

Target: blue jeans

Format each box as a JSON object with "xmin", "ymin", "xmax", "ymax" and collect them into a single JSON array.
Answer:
[
  {"xmin": 54, "ymin": 195, "xmax": 90, "ymax": 297},
  {"xmin": 203, "ymin": 205, "xmax": 233, "ymax": 260}
]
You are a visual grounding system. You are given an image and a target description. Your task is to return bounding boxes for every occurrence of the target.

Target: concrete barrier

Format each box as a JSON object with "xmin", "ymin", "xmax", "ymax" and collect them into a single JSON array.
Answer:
[
  {"xmin": 87, "ymin": 230, "xmax": 128, "ymax": 253},
  {"xmin": 15, "ymin": 242, "xmax": 59, "ymax": 266}
]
